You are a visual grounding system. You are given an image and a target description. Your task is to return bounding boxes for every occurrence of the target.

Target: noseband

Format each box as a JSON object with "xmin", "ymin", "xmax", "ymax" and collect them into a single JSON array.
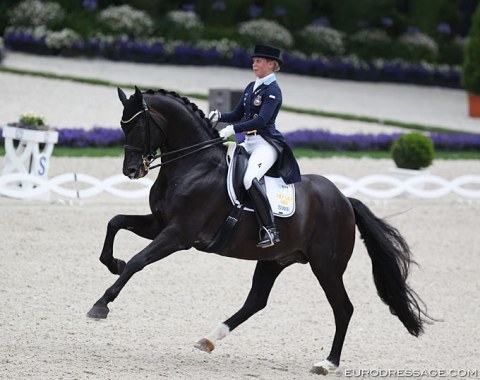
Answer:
[
  {"xmin": 122, "ymin": 100, "xmax": 164, "ymax": 172},
  {"xmin": 122, "ymin": 102, "xmax": 224, "ymax": 173}
]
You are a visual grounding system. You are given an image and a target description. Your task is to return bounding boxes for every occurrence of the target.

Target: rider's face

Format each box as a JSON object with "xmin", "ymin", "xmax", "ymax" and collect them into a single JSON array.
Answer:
[{"xmin": 252, "ymin": 57, "xmax": 274, "ymax": 79}]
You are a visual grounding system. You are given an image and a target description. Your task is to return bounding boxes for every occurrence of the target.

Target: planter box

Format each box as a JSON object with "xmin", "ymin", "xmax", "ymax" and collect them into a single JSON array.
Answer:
[{"xmin": 468, "ymin": 93, "xmax": 480, "ymax": 118}]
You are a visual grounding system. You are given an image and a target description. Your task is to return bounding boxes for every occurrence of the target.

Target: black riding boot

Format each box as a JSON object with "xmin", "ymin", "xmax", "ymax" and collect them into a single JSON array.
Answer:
[{"xmin": 247, "ymin": 178, "xmax": 280, "ymax": 248}]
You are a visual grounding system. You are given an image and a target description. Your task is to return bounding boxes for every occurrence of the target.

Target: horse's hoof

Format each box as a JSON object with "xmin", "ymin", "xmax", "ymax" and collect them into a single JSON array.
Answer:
[
  {"xmin": 310, "ymin": 360, "xmax": 337, "ymax": 376},
  {"xmin": 86, "ymin": 304, "xmax": 109, "ymax": 319},
  {"xmin": 194, "ymin": 338, "xmax": 215, "ymax": 353},
  {"xmin": 310, "ymin": 366, "xmax": 329, "ymax": 375}
]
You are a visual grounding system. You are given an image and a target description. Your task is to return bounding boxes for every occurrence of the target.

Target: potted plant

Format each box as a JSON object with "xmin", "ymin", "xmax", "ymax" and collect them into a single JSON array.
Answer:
[
  {"xmin": 461, "ymin": 3, "xmax": 480, "ymax": 117},
  {"xmin": 10, "ymin": 113, "xmax": 51, "ymax": 130}
]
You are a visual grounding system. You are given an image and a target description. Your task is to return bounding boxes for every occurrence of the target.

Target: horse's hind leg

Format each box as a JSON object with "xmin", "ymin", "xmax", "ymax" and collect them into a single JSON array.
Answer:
[
  {"xmin": 309, "ymin": 263, "xmax": 353, "ymax": 375},
  {"xmin": 195, "ymin": 260, "xmax": 289, "ymax": 353},
  {"xmin": 100, "ymin": 214, "xmax": 164, "ymax": 275}
]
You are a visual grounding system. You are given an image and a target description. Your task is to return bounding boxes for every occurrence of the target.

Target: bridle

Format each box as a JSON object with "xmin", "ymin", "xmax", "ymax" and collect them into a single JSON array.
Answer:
[{"xmin": 121, "ymin": 102, "xmax": 224, "ymax": 173}]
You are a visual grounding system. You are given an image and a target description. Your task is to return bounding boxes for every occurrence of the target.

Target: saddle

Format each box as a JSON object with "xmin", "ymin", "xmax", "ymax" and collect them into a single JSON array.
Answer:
[
  {"xmin": 226, "ymin": 142, "xmax": 295, "ymax": 218},
  {"xmin": 203, "ymin": 143, "xmax": 295, "ymax": 253}
]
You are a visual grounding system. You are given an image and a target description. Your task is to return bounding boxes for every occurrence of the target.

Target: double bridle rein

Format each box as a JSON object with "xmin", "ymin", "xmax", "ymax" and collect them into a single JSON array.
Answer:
[{"xmin": 122, "ymin": 104, "xmax": 224, "ymax": 173}]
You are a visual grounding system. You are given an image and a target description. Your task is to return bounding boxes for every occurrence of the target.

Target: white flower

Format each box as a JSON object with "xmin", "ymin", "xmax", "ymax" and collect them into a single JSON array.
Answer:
[
  {"xmin": 238, "ymin": 19, "xmax": 293, "ymax": 49},
  {"xmin": 97, "ymin": 5, "xmax": 153, "ymax": 38},
  {"xmin": 300, "ymin": 24, "xmax": 345, "ymax": 56},
  {"xmin": 7, "ymin": 0, "xmax": 64, "ymax": 28},
  {"xmin": 166, "ymin": 10, "xmax": 204, "ymax": 30},
  {"xmin": 45, "ymin": 29, "xmax": 81, "ymax": 49}
]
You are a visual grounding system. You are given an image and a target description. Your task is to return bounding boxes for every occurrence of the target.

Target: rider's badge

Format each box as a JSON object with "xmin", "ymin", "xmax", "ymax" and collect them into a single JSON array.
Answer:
[{"xmin": 253, "ymin": 95, "xmax": 262, "ymax": 106}]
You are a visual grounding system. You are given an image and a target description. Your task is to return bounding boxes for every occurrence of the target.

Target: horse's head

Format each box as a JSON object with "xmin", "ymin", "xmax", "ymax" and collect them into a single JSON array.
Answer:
[{"xmin": 118, "ymin": 86, "xmax": 165, "ymax": 179}]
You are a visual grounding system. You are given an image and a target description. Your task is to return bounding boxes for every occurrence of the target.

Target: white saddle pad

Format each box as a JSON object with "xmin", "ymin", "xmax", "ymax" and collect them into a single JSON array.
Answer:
[{"xmin": 225, "ymin": 142, "xmax": 295, "ymax": 218}]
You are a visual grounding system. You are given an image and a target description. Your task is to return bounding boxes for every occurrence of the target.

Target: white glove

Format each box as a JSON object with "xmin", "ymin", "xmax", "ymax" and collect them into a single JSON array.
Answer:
[
  {"xmin": 219, "ymin": 124, "xmax": 235, "ymax": 139},
  {"xmin": 208, "ymin": 109, "xmax": 221, "ymax": 122}
]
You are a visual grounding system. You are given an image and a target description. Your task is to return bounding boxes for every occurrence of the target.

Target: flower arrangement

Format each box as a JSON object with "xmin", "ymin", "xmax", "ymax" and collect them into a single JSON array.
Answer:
[
  {"xmin": 237, "ymin": 19, "xmax": 293, "ymax": 49},
  {"xmin": 7, "ymin": 113, "xmax": 50, "ymax": 131}
]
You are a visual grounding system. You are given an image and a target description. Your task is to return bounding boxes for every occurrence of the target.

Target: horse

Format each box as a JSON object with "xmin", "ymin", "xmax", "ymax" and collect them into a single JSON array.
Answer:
[{"xmin": 86, "ymin": 86, "xmax": 430, "ymax": 375}]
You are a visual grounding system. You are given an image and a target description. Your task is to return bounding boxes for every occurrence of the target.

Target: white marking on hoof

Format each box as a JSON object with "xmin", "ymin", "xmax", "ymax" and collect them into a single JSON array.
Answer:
[
  {"xmin": 195, "ymin": 323, "xmax": 230, "ymax": 353},
  {"xmin": 205, "ymin": 323, "xmax": 230, "ymax": 342},
  {"xmin": 310, "ymin": 359, "xmax": 337, "ymax": 375}
]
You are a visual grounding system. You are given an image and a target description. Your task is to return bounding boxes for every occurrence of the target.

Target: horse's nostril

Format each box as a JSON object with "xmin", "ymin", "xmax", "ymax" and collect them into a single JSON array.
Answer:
[{"xmin": 123, "ymin": 166, "xmax": 137, "ymax": 178}]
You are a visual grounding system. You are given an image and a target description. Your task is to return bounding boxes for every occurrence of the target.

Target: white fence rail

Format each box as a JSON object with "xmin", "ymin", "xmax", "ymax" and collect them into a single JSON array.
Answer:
[{"xmin": 0, "ymin": 173, "xmax": 480, "ymax": 200}]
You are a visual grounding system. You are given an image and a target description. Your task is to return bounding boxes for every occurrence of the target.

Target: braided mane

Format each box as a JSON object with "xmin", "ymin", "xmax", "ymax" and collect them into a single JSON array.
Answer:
[{"xmin": 145, "ymin": 89, "xmax": 212, "ymax": 128}]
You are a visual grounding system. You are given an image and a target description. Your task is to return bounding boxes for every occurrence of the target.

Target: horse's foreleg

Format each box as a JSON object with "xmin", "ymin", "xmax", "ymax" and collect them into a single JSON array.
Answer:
[
  {"xmin": 100, "ymin": 214, "xmax": 164, "ymax": 275},
  {"xmin": 88, "ymin": 227, "xmax": 183, "ymax": 319},
  {"xmin": 195, "ymin": 260, "xmax": 288, "ymax": 353}
]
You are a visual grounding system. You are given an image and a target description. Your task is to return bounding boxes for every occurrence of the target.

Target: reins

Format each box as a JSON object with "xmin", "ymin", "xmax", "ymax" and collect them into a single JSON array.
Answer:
[
  {"xmin": 148, "ymin": 137, "xmax": 225, "ymax": 170},
  {"xmin": 123, "ymin": 105, "xmax": 224, "ymax": 173}
]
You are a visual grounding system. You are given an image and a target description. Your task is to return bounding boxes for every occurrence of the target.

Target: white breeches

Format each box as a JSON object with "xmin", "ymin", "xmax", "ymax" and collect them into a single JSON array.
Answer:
[{"xmin": 241, "ymin": 134, "xmax": 279, "ymax": 190}]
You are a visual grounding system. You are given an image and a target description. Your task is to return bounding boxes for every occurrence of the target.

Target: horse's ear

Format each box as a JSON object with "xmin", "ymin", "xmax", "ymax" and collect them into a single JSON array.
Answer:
[
  {"xmin": 134, "ymin": 86, "xmax": 142, "ymax": 97},
  {"xmin": 117, "ymin": 87, "xmax": 128, "ymax": 105}
]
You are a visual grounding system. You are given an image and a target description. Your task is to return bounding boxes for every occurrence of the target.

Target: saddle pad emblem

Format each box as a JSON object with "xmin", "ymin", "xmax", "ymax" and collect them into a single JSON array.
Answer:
[{"xmin": 263, "ymin": 176, "xmax": 295, "ymax": 217}]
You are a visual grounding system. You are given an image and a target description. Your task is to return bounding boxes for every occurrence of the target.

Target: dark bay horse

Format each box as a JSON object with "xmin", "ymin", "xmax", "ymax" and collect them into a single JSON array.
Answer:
[{"xmin": 87, "ymin": 87, "xmax": 429, "ymax": 375}]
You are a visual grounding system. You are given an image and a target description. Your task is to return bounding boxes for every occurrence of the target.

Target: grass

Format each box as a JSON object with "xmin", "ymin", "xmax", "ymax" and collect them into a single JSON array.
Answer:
[{"xmin": 1, "ymin": 146, "xmax": 477, "ymax": 159}]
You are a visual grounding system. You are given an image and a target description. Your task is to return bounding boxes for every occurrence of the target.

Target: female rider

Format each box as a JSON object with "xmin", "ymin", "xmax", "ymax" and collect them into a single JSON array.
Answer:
[{"xmin": 209, "ymin": 45, "xmax": 301, "ymax": 248}]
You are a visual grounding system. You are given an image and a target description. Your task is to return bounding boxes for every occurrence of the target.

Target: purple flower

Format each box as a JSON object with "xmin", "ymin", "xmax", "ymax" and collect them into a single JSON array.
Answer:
[
  {"xmin": 82, "ymin": 0, "xmax": 97, "ymax": 10},
  {"xmin": 437, "ymin": 22, "xmax": 451, "ymax": 35},
  {"xmin": 182, "ymin": 3, "xmax": 195, "ymax": 12},
  {"xmin": 211, "ymin": 0, "xmax": 226, "ymax": 11},
  {"xmin": 381, "ymin": 17, "xmax": 393, "ymax": 27},
  {"xmin": 407, "ymin": 26, "xmax": 420, "ymax": 34},
  {"xmin": 312, "ymin": 17, "xmax": 330, "ymax": 27},
  {"xmin": 249, "ymin": 5, "xmax": 262, "ymax": 18},
  {"xmin": 273, "ymin": 6, "xmax": 287, "ymax": 17}
]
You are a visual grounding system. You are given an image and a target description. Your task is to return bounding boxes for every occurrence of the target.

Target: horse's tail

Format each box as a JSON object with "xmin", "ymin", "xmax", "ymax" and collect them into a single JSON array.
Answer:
[{"xmin": 348, "ymin": 197, "xmax": 428, "ymax": 337}]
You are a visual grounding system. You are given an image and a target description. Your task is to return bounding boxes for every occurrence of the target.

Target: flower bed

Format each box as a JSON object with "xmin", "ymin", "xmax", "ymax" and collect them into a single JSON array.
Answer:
[
  {"xmin": 3, "ymin": 30, "xmax": 461, "ymax": 88},
  {"xmin": 2, "ymin": 127, "xmax": 479, "ymax": 152}
]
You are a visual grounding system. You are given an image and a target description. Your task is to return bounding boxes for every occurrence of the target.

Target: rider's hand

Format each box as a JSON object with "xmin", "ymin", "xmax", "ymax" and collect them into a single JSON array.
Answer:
[
  {"xmin": 219, "ymin": 124, "xmax": 235, "ymax": 139},
  {"xmin": 208, "ymin": 110, "xmax": 221, "ymax": 123}
]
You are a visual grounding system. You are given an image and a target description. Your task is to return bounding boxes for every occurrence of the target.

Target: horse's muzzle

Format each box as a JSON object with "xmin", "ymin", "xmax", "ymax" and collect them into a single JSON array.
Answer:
[{"xmin": 123, "ymin": 164, "xmax": 147, "ymax": 179}]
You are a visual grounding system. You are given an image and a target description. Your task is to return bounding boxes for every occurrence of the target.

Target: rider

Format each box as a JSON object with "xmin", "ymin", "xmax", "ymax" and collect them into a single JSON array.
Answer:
[{"xmin": 209, "ymin": 45, "xmax": 301, "ymax": 248}]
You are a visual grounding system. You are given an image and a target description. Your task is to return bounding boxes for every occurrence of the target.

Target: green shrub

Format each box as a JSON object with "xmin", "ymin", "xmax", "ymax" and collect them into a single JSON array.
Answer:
[
  {"xmin": 461, "ymin": 4, "xmax": 480, "ymax": 95},
  {"xmin": 347, "ymin": 28, "xmax": 392, "ymax": 60},
  {"xmin": 237, "ymin": 19, "xmax": 293, "ymax": 49},
  {"xmin": 7, "ymin": 0, "xmax": 64, "ymax": 28},
  {"xmin": 391, "ymin": 133, "xmax": 434, "ymax": 170},
  {"xmin": 438, "ymin": 36, "xmax": 465, "ymax": 65},
  {"xmin": 393, "ymin": 32, "xmax": 438, "ymax": 63},
  {"xmin": 162, "ymin": 10, "xmax": 204, "ymax": 41},
  {"xmin": 97, "ymin": 5, "xmax": 153, "ymax": 39},
  {"xmin": 298, "ymin": 24, "xmax": 345, "ymax": 57}
]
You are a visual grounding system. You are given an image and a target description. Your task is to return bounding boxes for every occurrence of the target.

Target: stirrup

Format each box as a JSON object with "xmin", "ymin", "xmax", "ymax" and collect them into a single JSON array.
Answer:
[{"xmin": 257, "ymin": 227, "xmax": 280, "ymax": 248}]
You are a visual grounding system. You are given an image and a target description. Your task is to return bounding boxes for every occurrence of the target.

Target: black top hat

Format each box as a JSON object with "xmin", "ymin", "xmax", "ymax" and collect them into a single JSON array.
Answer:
[{"xmin": 251, "ymin": 45, "xmax": 283, "ymax": 65}]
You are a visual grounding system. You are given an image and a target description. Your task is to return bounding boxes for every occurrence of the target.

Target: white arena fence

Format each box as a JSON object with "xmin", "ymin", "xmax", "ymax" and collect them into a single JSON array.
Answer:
[{"xmin": 1, "ymin": 172, "xmax": 480, "ymax": 200}]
